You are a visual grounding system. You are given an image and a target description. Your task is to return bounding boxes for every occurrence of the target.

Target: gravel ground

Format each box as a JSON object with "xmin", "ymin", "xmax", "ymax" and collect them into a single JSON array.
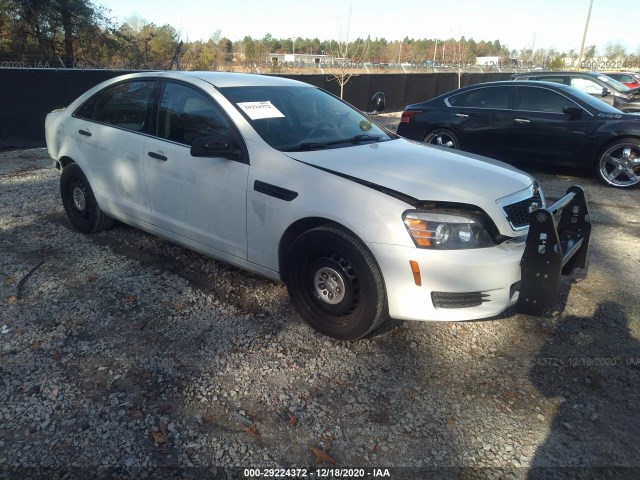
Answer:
[{"xmin": 1, "ymin": 124, "xmax": 640, "ymax": 479}]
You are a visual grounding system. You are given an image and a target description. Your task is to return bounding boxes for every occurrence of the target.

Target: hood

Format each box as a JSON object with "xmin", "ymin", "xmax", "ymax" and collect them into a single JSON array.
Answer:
[
  {"xmin": 286, "ymin": 138, "xmax": 533, "ymax": 207},
  {"xmin": 286, "ymin": 138, "xmax": 535, "ymax": 236}
]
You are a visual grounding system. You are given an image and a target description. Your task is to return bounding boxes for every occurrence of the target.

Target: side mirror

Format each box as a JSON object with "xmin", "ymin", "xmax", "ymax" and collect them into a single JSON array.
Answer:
[
  {"xmin": 602, "ymin": 87, "xmax": 611, "ymax": 97},
  {"xmin": 562, "ymin": 105, "xmax": 583, "ymax": 116},
  {"xmin": 371, "ymin": 92, "xmax": 385, "ymax": 114},
  {"xmin": 191, "ymin": 134, "xmax": 235, "ymax": 158}
]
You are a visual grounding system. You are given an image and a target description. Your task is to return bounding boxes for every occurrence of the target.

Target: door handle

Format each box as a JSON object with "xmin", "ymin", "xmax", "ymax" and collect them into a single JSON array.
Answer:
[
  {"xmin": 514, "ymin": 118, "xmax": 531, "ymax": 124},
  {"xmin": 148, "ymin": 151, "xmax": 167, "ymax": 161},
  {"xmin": 455, "ymin": 113, "xmax": 469, "ymax": 118},
  {"xmin": 78, "ymin": 129, "xmax": 92, "ymax": 137}
]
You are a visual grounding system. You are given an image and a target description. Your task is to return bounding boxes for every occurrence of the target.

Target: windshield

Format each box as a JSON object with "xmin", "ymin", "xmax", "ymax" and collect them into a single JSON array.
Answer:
[
  {"xmin": 597, "ymin": 74, "xmax": 631, "ymax": 93},
  {"xmin": 219, "ymin": 86, "xmax": 394, "ymax": 151}
]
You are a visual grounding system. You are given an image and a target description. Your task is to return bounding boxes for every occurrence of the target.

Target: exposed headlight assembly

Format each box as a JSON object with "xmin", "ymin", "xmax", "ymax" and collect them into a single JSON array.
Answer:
[{"xmin": 402, "ymin": 210, "xmax": 495, "ymax": 249}]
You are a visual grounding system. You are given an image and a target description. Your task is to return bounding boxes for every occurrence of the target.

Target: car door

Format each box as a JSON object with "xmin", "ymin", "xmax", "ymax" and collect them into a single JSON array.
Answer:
[
  {"xmin": 143, "ymin": 80, "xmax": 249, "ymax": 259},
  {"xmin": 506, "ymin": 85, "xmax": 596, "ymax": 166},
  {"xmin": 445, "ymin": 85, "xmax": 513, "ymax": 159},
  {"xmin": 71, "ymin": 79, "xmax": 157, "ymax": 223}
]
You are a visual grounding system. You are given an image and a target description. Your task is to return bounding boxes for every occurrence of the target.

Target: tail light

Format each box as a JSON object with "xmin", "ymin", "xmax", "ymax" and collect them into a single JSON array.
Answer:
[{"xmin": 400, "ymin": 111, "xmax": 421, "ymax": 123}]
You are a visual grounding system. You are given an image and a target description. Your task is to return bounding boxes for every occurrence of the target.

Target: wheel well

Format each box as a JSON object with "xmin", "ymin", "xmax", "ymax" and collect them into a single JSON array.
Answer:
[
  {"xmin": 278, "ymin": 218, "xmax": 361, "ymax": 282},
  {"xmin": 58, "ymin": 156, "xmax": 75, "ymax": 169}
]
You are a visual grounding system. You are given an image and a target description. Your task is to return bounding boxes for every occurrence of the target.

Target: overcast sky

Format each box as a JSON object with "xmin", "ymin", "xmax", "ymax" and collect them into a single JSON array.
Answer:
[{"xmin": 96, "ymin": 0, "xmax": 639, "ymax": 54}]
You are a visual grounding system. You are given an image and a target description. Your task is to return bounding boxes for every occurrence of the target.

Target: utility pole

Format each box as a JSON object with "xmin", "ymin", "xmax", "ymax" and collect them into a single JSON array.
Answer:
[{"xmin": 578, "ymin": 0, "xmax": 593, "ymax": 67}]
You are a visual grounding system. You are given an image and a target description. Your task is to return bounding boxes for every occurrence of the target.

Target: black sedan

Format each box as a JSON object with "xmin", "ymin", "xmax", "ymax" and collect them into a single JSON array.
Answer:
[{"xmin": 397, "ymin": 81, "xmax": 640, "ymax": 188}]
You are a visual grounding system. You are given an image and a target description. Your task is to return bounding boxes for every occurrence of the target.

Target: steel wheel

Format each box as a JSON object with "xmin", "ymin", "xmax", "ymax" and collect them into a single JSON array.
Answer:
[
  {"xmin": 60, "ymin": 163, "xmax": 114, "ymax": 233},
  {"xmin": 307, "ymin": 253, "xmax": 360, "ymax": 319},
  {"xmin": 424, "ymin": 129, "xmax": 459, "ymax": 149},
  {"xmin": 286, "ymin": 225, "xmax": 388, "ymax": 340},
  {"xmin": 597, "ymin": 139, "xmax": 640, "ymax": 188}
]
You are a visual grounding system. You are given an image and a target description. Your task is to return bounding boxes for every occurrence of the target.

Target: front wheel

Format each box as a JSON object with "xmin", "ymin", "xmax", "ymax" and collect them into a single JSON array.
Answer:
[
  {"xmin": 424, "ymin": 128, "xmax": 459, "ymax": 149},
  {"xmin": 285, "ymin": 225, "xmax": 388, "ymax": 340},
  {"xmin": 596, "ymin": 139, "xmax": 640, "ymax": 188},
  {"xmin": 60, "ymin": 163, "xmax": 114, "ymax": 233}
]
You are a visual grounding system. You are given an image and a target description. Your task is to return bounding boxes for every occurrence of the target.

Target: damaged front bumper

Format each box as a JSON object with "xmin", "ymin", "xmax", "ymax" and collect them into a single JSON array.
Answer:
[{"xmin": 516, "ymin": 185, "xmax": 591, "ymax": 315}]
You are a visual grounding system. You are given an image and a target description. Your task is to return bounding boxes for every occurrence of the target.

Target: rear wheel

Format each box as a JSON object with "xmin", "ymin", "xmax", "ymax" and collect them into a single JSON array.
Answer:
[
  {"xmin": 60, "ymin": 163, "xmax": 114, "ymax": 233},
  {"xmin": 286, "ymin": 225, "xmax": 388, "ymax": 340},
  {"xmin": 424, "ymin": 128, "xmax": 459, "ymax": 149},
  {"xmin": 596, "ymin": 138, "xmax": 640, "ymax": 188}
]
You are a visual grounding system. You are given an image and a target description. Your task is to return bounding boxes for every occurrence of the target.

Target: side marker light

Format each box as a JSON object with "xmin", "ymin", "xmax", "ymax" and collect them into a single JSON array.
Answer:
[{"xmin": 409, "ymin": 260, "xmax": 422, "ymax": 286}]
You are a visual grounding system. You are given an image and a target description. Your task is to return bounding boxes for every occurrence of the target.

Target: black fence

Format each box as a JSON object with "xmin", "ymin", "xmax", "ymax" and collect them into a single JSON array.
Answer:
[{"xmin": 0, "ymin": 69, "xmax": 513, "ymax": 149}]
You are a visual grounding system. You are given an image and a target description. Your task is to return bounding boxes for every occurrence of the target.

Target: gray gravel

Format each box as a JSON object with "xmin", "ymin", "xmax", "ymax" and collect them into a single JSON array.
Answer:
[{"xmin": 1, "ymin": 140, "xmax": 639, "ymax": 479}]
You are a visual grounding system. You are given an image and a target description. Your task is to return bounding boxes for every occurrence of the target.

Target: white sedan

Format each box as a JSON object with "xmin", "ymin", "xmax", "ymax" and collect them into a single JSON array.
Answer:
[{"xmin": 45, "ymin": 71, "xmax": 590, "ymax": 339}]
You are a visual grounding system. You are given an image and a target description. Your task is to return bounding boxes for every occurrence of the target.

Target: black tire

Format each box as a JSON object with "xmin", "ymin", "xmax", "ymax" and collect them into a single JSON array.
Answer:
[
  {"xmin": 424, "ymin": 128, "xmax": 459, "ymax": 149},
  {"xmin": 595, "ymin": 138, "xmax": 640, "ymax": 189},
  {"xmin": 60, "ymin": 163, "xmax": 114, "ymax": 233},
  {"xmin": 285, "ymin": 225, "xmax": 388, "ymax": 340}
]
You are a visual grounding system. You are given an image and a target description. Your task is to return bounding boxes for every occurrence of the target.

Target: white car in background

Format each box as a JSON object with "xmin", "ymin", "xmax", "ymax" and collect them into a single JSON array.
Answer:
[{"xmin": 45, "ymin": 72, "xmax": 591, "ymax": 340}]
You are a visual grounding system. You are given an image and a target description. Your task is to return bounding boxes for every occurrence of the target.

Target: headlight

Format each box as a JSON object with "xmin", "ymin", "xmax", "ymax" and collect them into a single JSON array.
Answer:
[{"xmin": 402, "ymin": 211, "xmax": 494, "ymax": 249}]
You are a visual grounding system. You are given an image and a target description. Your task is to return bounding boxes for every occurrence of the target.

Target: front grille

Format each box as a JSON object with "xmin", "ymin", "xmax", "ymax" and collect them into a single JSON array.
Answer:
[
  {"xmin": 431, "ymin": 291, "xmax": 491, "ymax": 309},
  {"xmin": 503, "ymin": 189, "xmax": 543, "ymax": 229}
]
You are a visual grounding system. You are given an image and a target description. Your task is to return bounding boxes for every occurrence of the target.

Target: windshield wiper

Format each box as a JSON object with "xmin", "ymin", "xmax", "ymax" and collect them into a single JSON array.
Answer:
[
  {"xmin": 286, "ymin": 134, "xmax": 380, "ymax": 152},
  {"xmin": 285, "ymin": 142, "xmax": 330, "ymax": 152},
  {"xmin": 325, "ymin": 134, "xmax": 382, "ymax": 146},
  {"xmin": 285, "ymin": 135, "xmax": 384, "ymax": 152}
]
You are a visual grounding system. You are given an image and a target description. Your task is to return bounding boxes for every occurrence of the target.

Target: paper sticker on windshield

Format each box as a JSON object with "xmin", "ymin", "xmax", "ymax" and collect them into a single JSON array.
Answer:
[{"xmin": 237, "ymin": 101, "xmax": 285, "ymax": 120}]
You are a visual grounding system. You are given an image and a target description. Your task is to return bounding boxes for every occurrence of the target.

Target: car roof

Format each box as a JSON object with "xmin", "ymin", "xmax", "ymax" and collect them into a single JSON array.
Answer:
[
  {"xmin": 118, "ymin": 71, "xmax": 311, "ymax": 89},
  {"xmin": 514, "ymin": 71, "xmax": 614, "ymax": 78},
  {"xmin": 419, "ymin": 80, "xmax": 625, "ymax": 114},
  {"xmin": 165, "ymin": 71, "xmax": 310, "ymax": 88},
  {"xmin": 408, "ymin": 80, "xmax": 604, "ymax": 108},
  {"xmin": 456, "ymin": 80, "xmax": 580, "ymax": 93}
]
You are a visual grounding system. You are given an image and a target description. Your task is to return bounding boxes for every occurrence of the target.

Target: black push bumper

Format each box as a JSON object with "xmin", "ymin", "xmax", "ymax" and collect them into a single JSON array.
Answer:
[{"xmin": 516, "ymin": 185, "xmax": 591, "ymax": 316}]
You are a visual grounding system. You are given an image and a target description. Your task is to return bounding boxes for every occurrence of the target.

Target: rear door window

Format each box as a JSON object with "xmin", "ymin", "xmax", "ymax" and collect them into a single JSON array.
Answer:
[
  {"xmin": 447, "ymin": 87, "xmax": 510, "ymax": 109},
  {"xmin": 75, "ymin": 80, "xmax": 156, "ymax": 132}
]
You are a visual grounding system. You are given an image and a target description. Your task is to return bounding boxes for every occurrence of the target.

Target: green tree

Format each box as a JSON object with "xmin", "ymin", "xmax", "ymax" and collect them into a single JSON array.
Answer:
[
  {"xmin": 2, "ymin": 0, "xmax": 110, "ymax": 65},
  {"xmin": 243, "ymin": 36, "xmax": 256, "ymax": 62},
  {"xmin": 583, "ymin": 45, "xmax": 596, "ymax": 61},
  {"xmin": 549, "ymin": 57, "xmax": 565, "ymax": 70},
  {"xmin": 148, "ymin": 24, "xmax": 178, "ymax": 68}
]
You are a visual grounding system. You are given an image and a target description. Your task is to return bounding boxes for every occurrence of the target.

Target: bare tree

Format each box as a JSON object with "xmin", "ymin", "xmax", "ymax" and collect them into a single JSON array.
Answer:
[
  {"xmin": 327, "ymin": 7, "xmax": 368, "ymax": 99},
  {"xmin": 605, "ymin": 41, "xmax": 627, "ymax": 61}
]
